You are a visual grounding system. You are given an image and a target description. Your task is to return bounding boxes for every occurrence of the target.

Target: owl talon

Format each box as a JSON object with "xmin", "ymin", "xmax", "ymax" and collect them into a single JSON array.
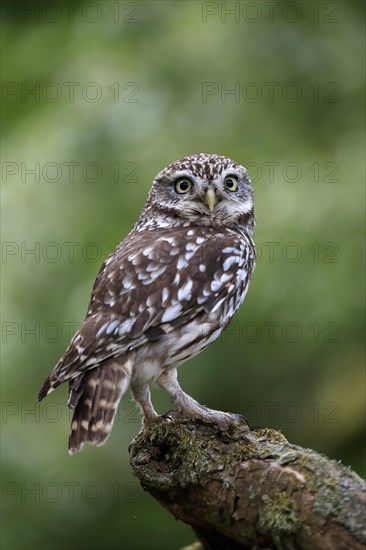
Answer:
[
  {"xmin": 160, "ymin": 411, "xmax": 175, "ymax": 422},
  {"xmin": 163, "ymin": 409, "xmax": 181, "ymax": 421},
  {"xmin": 216, "ymin": 412, "xmax": 250, "ymax": 428},
  {"xmin": 233, "ymin": 413, "xmax": 250, "ymax": 425},
  {"xmin": 142, "ymin": 414, "xmax": 172, "ymax": 430}
]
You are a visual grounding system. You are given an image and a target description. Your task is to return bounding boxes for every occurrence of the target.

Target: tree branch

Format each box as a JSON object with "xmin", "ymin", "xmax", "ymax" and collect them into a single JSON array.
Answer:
[{"xmin": 129, "ymin": 419, "xmax": 365, "ymax": 550}]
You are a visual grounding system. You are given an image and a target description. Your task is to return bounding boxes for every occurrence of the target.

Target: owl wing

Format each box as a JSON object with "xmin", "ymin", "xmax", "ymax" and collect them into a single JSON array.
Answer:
[{"xmin": 38, "ymin": 225, "xmax": 254, "ymax": 399}]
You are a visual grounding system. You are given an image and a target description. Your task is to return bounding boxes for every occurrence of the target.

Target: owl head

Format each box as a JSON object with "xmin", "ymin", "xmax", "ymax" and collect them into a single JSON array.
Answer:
[{"xmin": 144, "ymin": 153, "xmax": 254, "ymax": 231}]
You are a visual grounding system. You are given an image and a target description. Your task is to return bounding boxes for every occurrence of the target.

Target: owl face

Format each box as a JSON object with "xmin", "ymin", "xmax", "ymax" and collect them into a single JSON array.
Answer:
[{"xmin": 146, "ymin": 153, "xmax": 254, "ymax": 229}]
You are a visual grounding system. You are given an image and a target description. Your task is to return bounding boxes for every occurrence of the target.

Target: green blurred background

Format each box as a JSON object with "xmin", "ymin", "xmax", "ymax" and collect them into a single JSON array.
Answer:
[{"xmin": 1, "ymin": 1, "xmax": 365, "ymax": 549}]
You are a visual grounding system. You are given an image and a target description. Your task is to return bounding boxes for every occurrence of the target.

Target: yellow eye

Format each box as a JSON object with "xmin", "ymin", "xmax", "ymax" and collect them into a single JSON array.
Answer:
[
  {"xmin": 174, "ymin": 178, "xmax": 193, "ymax": 194},
  {"xmin": 224, "ymin": 175, "xmax": 238, "ymax": 192}
]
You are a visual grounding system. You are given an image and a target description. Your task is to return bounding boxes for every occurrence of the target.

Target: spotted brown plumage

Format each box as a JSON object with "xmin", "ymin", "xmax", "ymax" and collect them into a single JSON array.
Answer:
[{"xmin": 38, "ymin": 153, "xmax": 256, "ymax": 454}]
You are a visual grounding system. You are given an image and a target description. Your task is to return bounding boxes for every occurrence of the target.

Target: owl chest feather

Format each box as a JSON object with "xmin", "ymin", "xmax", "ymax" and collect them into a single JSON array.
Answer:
[{"xmin": 131, "ymin": 232, "xmax": 254, "ymax": 381}]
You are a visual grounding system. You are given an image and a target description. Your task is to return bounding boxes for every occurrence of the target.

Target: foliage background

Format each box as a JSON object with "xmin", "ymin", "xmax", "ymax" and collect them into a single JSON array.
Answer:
[{"xmin": 1, "ymin": 1, "xmax": 365, "ymax": 549}]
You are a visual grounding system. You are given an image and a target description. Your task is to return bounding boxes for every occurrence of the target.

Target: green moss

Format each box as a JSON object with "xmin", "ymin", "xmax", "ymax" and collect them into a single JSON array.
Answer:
[
  {"xmin": 292, "ymin": 452, "xmax": 336, "ymax": 494},
  {"xmin": 259, "ymin": 491, "xmax": 299, "ymax": 536},
  {"xmin": 255, "ymin": 428, "xmax": 288, "ymax": 446},
  {"xmin": 313, "ymin": 484, "xmax": 340, "ymax": 518}
]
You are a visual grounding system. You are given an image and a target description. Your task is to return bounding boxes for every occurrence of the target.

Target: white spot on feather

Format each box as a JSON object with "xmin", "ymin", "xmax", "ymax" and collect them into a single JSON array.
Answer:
[
  {"xmin": 146, "ymin": 263, "xmax": 159, "ymax": 272},
  {"xmin": 150, "ymin": 266, "xmax": 166, "ymax": 280},
  {"xmin": 211, "ymin": 297, "xmax": 226, "ymax": 313},
  {"xmin": 178, "ymin": 278, "xmax": 193, "ymax": 301},
  {"xmin": 162, "ymin": 288, "xmax": 169, "ymax": 303},
  {"xmin": 96, "ymin": 323, "xmax": 108, "ymax": 338},
  {"xmin": 106, "ymin": 321, "xmax": 119, "ymax": 335},
  {"xmin": 122, "ymin": 274, "xmax": 133, "ymax": 290},
  {"xmin": 185, "ymin": 250, "xmax": 196, "ymax": 261},
  {"xmin": 240, "ymin": 269, "xmax": 248, "ymax": 281},
  {"xmin": 223, "ymin": 256, "xmax": 241, "ymax": 271},
  {"xmin": 142, "ymin": 246, "xmax": 154, "ymax": 257},
  {"xmin": 159, "ymin": 236, "xmax": 175, "ymax": 244},
  {"xmin": 220, "ymin": 272, "xmax": 233, "ymax": 283},
  {"xmin": 211, "ymin": 280, "xmax": 222, "ymax": 292},
  {"xmin": 161, "ymin": 304, "xmax": 182, "ymax": 322},
  {"xmin": 177, "ymin": 256, "xmax": 188, "ymax": 269},
  {"xmin": 119, "ymin": 319, "xmax": 134, "ymax": 336}
]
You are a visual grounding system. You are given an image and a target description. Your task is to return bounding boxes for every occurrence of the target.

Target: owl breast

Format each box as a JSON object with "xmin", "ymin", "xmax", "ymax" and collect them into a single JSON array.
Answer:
[{"xmin": 131, "ymin": 228, "xmax": 254, "ymax": 381}]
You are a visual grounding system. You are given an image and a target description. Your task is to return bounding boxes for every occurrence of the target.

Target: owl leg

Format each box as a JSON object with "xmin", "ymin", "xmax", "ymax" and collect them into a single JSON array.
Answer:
[
  {"xmin": 157, "ymin": 368, "xmax": 244, "ymax": 427},
  {"xmin": 130, "ymin": 383, "xmax": 158, "ymax": 425}
]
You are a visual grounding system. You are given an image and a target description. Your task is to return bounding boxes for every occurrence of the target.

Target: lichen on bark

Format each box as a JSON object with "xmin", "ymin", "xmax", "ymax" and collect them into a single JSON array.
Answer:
[{"xmin": 130, "ymin": 418, "xmax": 366, "ymax": 550}]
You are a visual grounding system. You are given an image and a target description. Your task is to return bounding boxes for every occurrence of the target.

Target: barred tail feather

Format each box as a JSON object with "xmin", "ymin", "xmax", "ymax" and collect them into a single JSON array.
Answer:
[
  {"xmin": 38, "ymin": 373, "xmax": 61, "ymax": 401},
  {"xmin": 68, "ymin": 357, "xmax": 132, "ymax": 455}
]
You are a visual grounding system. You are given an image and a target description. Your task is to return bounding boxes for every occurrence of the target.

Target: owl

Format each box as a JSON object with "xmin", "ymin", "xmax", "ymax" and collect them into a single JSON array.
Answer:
[{"xmin": 38, "ymin": 153, "xmax": 256, "ymax": 454}]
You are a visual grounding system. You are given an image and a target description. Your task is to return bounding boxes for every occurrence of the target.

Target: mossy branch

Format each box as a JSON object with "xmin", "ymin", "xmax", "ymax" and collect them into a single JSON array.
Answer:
[{"xmin": 129, "ymin": 419, "xmax": 365, "ymax": 550}]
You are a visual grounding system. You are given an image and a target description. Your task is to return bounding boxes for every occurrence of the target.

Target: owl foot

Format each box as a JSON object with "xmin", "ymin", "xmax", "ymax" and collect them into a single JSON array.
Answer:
[
  {"xmin": 129, "ymin": 412, "xmax": 173, "ymax": 452},
  {"xmin": 142, "ymin": 412, "xmax": 173, "ymax": 429},
  {"xmin": 157, "ymin": 369, "xmax": 251, "ymax": 431},
  {"xmin": 175, "ymin": 406, "xmax": 249, "ymax": 429}
]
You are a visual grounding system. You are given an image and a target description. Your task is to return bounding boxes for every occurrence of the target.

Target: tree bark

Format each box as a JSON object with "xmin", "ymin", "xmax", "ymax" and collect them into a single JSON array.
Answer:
[{"xmin": 129, "ymin": 418, "xmax": 366, "ymax": 550}]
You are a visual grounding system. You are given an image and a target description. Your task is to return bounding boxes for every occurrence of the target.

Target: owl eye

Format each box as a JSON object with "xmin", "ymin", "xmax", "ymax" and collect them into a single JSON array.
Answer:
[
  {"xmin": 224, "ymin": 175, "xmax": 238, "ymax": 192},
  {"xmin": 174, "ymin": 178, "xmax": 193, "ymax": 194}
]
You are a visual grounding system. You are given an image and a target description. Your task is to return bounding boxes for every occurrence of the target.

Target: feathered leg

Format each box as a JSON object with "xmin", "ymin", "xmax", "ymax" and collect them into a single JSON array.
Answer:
[{"xmin": 157, "ymin": 368, "xmax": 245, "ymax": 427}]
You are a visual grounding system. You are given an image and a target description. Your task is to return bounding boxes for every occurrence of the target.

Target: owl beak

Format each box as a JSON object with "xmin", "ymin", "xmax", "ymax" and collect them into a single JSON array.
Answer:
[{"xmin": 204, "ymin": 189, "xmax": 217, "ymax": 212}]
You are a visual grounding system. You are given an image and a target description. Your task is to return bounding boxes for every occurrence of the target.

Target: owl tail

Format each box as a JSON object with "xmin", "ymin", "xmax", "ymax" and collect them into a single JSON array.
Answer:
[{"xmin": 67, "ymin": 357, "xmax": 132, "ymax": 455}]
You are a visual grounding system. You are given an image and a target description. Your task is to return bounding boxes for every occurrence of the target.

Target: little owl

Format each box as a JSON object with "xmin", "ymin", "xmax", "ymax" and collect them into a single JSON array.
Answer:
[{"xmin": 38, "ymin": 153, "xmax": 256, "ymax": 454}]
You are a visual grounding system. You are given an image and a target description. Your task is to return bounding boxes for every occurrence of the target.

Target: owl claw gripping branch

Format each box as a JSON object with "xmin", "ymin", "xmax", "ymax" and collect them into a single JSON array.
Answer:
[{"xmin": 38, "ymin": 153, "xmax": 256, "ymax": 454}]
